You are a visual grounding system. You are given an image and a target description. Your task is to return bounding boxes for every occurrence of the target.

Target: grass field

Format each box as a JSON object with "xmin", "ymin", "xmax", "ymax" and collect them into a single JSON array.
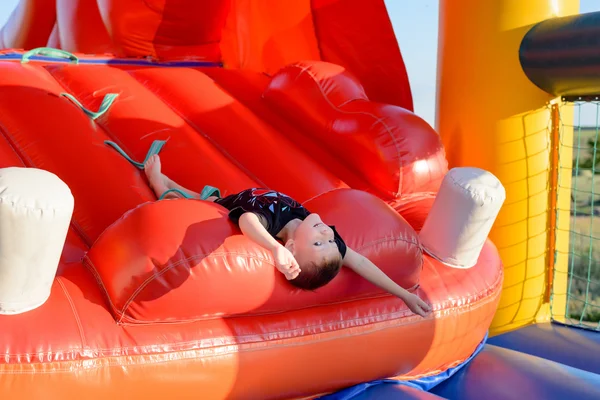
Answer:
[
  {"xmin": 561, "ymin": 122, "xmax": 600, "ymax": 326},
  {"xmin": 566, "ymin": 214, "xmax": 600, "ymax": 325}
]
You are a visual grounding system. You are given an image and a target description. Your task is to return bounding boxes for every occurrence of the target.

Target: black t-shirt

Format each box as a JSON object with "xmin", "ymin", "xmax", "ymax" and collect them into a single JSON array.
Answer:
[{"xmin": 215, "ymin": 188, "xmax": 347, "ymax": 258}]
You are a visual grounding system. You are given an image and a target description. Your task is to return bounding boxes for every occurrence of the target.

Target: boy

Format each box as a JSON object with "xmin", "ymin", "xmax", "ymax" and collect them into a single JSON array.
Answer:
[{"xmin": 144, "ymin": 155, "xmax": 432, "ymax": 318}]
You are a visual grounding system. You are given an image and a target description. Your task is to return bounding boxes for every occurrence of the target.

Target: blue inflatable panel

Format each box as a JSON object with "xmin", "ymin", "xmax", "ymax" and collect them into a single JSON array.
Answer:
[
  {"xmin": 431, "ymin": 344, "xmax": 600, "ymax": 400},
  {"xmin": 320, "ymin": 383, "xmax": 447, "ymax": 400},
  {"xmin": 488, "ymin": 322, "xmax": 600, "ymax": 374}
]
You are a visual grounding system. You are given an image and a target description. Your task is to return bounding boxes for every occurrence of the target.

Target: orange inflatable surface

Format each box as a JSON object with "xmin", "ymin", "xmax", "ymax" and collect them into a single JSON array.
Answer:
[{"xmin": 0, "ymin": 1, "xmax": 503, "ymax": 399}]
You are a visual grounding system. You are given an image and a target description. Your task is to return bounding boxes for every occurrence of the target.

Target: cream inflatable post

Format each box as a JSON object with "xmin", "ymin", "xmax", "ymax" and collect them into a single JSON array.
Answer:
[
  {"xmin": 0, "ymin": 168, "xmax": 74, "ymax": 314},
  {"xmin": 420, "ymin": 168, "xmax": 506, "ymax": 269}
]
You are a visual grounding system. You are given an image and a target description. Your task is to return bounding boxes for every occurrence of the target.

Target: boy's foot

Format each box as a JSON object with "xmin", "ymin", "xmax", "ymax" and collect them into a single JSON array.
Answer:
[{"xmin": 144, "ymin": 154, "xmax": 169, "ymax": 196}]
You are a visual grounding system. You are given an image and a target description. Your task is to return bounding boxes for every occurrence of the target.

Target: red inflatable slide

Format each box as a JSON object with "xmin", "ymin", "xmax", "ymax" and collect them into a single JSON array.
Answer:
[{"xmin": 0, "ymin": 1, "xmax": 503, "ymax": 398}]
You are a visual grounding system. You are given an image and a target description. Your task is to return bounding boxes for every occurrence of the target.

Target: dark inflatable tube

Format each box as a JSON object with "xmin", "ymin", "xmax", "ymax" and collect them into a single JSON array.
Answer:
[
  {"xmin": 488, "ymin": 322, "xmax": 600, "ymax": 374},
  {"xmin": 520, "ymin": 11, "xmax": 600, "ymax": 98},
  {"xmin": 431, "ymin": 344, "xmax": 600, "ymax": 400},
  {"xmin": 324, "ymin": 384, "xmax": 447, "ymax": 400},
  {"xmin": 325, "ymin": 324, "xmax": 600, "ymax": 399}
]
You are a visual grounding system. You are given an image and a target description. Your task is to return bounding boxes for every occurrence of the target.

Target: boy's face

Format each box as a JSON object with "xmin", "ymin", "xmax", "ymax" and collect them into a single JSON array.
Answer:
[{"xmin": 290, "ymin": 213, "xmax": 339, "ymax": 265}]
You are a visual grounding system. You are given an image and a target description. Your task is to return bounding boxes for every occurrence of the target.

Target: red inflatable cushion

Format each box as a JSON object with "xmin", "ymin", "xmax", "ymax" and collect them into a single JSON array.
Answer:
[
  {"xmin": 264, "ymin": 60, "xmax": 448, "ymax": 199},
  {"xmin": 85, "ymin": 189, "xmax": 422, "ymax": 324}
]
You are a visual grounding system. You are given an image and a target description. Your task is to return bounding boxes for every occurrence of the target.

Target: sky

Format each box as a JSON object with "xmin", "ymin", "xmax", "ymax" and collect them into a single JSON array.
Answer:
[{"xmin": 0, "ymin": 0, "xmax": 598, "ymax": 126}]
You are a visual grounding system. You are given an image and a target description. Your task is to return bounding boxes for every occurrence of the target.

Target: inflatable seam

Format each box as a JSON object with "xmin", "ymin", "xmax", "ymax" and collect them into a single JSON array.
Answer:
[
  {"xmin": 85, "ymin": 249, "xmax": 500, "ymax": 326},
  {"xmin": 0, "ymin": 120, "xmax": 37, "ymax": 166},
  {"xmin": 0, "ymin": 283, "xmax": 502, "ymax": 365},
  {"xmin": 300, "ymin": 186, "xmax": 346, "ymax": 205},
  {"xmin": 396, "ymin": 288, "xmax": 503, "ymax": 380},
  {"xmin": 292, "ymin": 63, "xmax": 403, "ymax": 197},
  {"xmin": 0, "ymin": 113, "xmax": 92, "ymax": 246},
  {"xmin": 46, "ymin": 70, "xmax": 155, "ymax": 243},
  {"xmin": 0, "ymin": 132, "xmax": 25, "ymax": 167},
  {"xmin": 118, "ymin": 252, "xmax": 271, "ymax": 322},
  {"xmin": 396, "ymin": 192, "xmax": 438, "ymax": 202},
  {"xmin": 48, "ymin": 69, "xmax": 138, "ymax": 162},
  {"xmin": 446, "ymin": 173, "xmax": 500, "ymax": 203},
  {"xmin": 309, "ymin": 2, "xmax": 324, "ymax": 61},
  {"xmin": 56, "ymin": 277, "xmax": 87, "ymax": 349},
  {"xmin": 354, "ymin": 236, "xmax": 421, "ymax": 253},
  {"xmin": 81, "ymin": 256, "xmax": 121, "ymax": 320},
  {"xmin": 0, "ymin": 197, "xmax": 70, "ymax": 213},
  {"xmin": 131, "ymin": 74, "xmax": 269, "ymax": 188},
  {"xmin": 119, "ymin": 235, "xmax": 424, "ymax": 323}
]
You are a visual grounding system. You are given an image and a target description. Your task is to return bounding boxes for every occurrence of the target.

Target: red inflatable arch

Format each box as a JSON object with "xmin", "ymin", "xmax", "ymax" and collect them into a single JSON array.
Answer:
[{"xmin": 0, "ymin": 1, "xmax": 502, "ymax": 398}]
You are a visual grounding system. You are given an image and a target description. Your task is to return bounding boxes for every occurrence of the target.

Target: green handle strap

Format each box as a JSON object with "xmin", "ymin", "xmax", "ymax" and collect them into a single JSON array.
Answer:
[
  {"xmin": 105, "ymin": 139, "xmax": 221, "ymax": 201},
  {"xmin": 21, "ymin": 47, "xmax": 79, "ymax": 64},
  {"xmin": 159, "ymin": 186, "xmax": 221, "ymax": 201},
  {"xmin": 159, "ymin": 188, "xmax": 194, "ymax": 200},
  {"xmin": 104, "ymin": 139, "xmax": 167, "ymax": 169},
  {"xmin": 60, "ymin": 93, "xmax": 119, "ymax": 120},
  {"xmin": 200, "ymin": 185, "xmax": 221, "ymax": 200}
]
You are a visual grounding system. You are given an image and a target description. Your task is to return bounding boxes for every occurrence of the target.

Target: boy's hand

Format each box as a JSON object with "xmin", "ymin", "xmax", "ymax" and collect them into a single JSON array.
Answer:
[
  {"xmin": 403, "ymin": 293, "xmax": 432, "ymax": 318},
  {"xmin": 272, "ymin": 245, "xmax": 301, "ymax": 280},
  {"xmin": 238, "ymin": 212, "xmax": 301, "ymax": 280}
]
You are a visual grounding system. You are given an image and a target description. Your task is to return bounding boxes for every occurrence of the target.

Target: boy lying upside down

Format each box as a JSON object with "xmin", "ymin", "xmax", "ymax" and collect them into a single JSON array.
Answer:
[{"xmin": 144, "ymin": 154, "xmax": 432, "ymax": 317}]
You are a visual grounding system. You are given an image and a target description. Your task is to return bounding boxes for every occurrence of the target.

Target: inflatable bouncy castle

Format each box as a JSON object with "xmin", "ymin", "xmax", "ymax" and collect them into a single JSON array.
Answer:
[{"xmin": 0, "ymin": 1, "xmax": 598, "ymax": 399}]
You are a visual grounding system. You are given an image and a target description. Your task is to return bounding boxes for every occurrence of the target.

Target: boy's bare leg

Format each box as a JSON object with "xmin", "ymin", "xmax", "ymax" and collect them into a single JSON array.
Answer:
[
  {"xmin": 163, "ymin": 176, "xmax": 201, "ymax": 199},
  {"xmin": 144, "ymin": 155, "xmax": 200, "ymax": 199}
]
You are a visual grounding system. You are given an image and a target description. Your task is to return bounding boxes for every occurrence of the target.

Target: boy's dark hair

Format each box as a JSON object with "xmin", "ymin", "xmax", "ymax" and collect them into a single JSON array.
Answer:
[{"xmin": 289, "ymin": 254, "xmax": 343, "ymax": 291}]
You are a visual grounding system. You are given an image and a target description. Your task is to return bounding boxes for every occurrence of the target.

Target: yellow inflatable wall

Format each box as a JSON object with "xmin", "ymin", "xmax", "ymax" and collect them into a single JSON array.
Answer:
[{"xmin": 436, "ymin": 0, "xmax": 579, "ymax": 335}]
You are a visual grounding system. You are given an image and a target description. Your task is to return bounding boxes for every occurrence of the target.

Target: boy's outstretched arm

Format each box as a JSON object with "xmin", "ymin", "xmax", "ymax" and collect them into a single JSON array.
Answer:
[
  {"xmin": 238, "ymin": 212, "xmax": 301, "ymax": 280},
  {"xmin": 343, "ymin": 248, "xmax": 432, "ymax": 317}
]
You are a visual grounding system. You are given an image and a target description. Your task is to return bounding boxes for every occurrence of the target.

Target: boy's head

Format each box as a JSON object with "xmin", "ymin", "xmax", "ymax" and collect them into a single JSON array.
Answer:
[{"xmin": 284, "ymin": 213, "xmax": 344, "ymax": 290}]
